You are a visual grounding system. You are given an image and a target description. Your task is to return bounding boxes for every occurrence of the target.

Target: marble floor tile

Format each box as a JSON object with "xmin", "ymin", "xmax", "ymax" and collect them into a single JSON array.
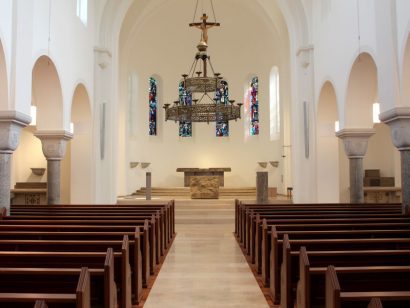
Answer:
[{"xmin": 144, "ymin": 199, "xmax": 269, "ymax": 308}]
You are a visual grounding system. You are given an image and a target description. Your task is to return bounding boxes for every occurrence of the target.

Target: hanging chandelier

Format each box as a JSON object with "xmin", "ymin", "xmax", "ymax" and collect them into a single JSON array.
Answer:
[{"xmin": 163, "ymin": 1, "xmax": 242, "ymax": 123}]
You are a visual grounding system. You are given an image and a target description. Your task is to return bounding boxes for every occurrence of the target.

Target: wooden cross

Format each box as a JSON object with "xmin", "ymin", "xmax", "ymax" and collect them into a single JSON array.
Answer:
[{"xmin": 189, "ymin": 13, "xmax": 220, "ymax": 44}]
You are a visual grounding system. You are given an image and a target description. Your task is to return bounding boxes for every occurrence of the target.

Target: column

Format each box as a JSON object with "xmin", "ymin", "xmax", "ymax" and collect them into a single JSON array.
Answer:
[
  {"xmin": 35, "ymin": 131, "xmax": 73, "ymax": 205},
  {"xmin": 256, "ymin": 172, "xmax": 268, "ymax": 203},
  {"xmin": 0, "ymin": 111, "xmax": 31, "ymax": 212},
  {"xmin": 336, "ymin": 128, "xmax": 375, "ymax": 203},
  {"xmin": 380, "ymin": 108, "xmax": 410, "ymax": 215}
]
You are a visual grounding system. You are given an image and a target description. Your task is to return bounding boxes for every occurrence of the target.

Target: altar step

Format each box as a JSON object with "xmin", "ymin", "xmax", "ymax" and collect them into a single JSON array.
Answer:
[{"xmin": 133, "ymin": 186, "xmax": 256, "ymax": 197}]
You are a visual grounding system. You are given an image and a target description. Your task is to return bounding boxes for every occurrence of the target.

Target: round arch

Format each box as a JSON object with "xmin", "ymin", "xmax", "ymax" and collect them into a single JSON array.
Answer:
[
  {"xmin": 0, "ymin": 38, "xmax": 8, "ymax": 109},
  {"xmin": 344, "ymin": 52, "xmax": 378, "ymax": 128},
  {"xmin": 316, "ymin": 81, "xmax": 340, "ymax": 202},
  {"xmin": 32, "ymin": 55, "xmax": 64, "ymax": 130},
  {"xmin": 69, "ymin": 83, "xmax": 93, "ymax": 203}
]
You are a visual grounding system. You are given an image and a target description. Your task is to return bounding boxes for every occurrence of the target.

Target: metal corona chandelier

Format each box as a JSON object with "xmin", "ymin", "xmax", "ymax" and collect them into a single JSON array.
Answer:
[{"xmin": 163, "ymin": 1, "xmax": 242, "ymax": 123}]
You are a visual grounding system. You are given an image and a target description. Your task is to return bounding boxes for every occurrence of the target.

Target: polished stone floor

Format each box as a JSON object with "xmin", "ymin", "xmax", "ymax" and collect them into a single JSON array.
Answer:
[{"xmin": 144, "ymin": 199, "xmax": 269, "ymax": 308}]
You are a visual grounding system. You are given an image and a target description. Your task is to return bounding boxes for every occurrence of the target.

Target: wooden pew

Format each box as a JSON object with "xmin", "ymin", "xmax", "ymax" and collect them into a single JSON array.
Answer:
[
  {"xmin": 296, "ymin": 247, "xmax": 410, "ymax": 308},
  {"xmin": 280, "ymin": 235, "xmax": 410, "ymax": 308},
  {"xmin": 0, "ymin": 247, "xmax": 129, "ymax": 308},
  {"xmin": 0, "ymin": 217, "xmax": 156, "ymax": 278},
  {"xmin": 0, "ymin": 267, "xmax": 90, "ymax": 308},
  {"xmin": 326, "ymin": 266, "xmax": 410, "ymax": 308}
]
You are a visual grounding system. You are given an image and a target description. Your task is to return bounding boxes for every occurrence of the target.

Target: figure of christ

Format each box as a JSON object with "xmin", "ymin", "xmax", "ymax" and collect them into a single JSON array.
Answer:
[{"xmin": 189, "ymin": 13, "xmax": 220, "ymax": 44}]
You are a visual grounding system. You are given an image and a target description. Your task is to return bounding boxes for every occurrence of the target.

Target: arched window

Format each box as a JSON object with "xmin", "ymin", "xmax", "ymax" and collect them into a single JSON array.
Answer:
[
  {"xmin": 270, "ymin": 67, "xmax": 280, "ymax": 140},
  {"xmin": 215, "ymin": 80, "xmax": 229, "ymax": 137},
  {"xmin": 179, "ymin": 81, "xmax": 193, "ymax": 137},
  {"xmin": 245, "ymin": 77, "xmax": 259, "ymax": 136},
  {"xmin": 149, "ymin": 77, "xmax": 157, "ymax": 136},
  {"xmin": 76, "ymin": 0, "xmax": 88, "ymax": 26}
]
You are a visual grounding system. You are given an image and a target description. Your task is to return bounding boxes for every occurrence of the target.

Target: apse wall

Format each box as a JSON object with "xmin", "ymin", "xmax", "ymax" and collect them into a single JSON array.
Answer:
[{"xmin": 118, "ymin": 0, "xmax": 290, "ymax": 193}]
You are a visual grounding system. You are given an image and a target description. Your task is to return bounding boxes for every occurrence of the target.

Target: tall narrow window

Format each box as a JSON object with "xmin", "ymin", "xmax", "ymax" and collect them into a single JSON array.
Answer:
[
  {"xmin": 179, "ymin": 81, "xmax": 193, "ymax": 137},
  {"xmin": 246, "ymin": 77, "xmax": 259, "ymax": 136},
  {"xmin": 270, "ymin": 67, "xmax": 280, "ymax": 140},
  {"xmin": 149, "ymin": 77, "xmax": 157, "ymax": 136},
  {"xmin": 76, "ymin": 0, "xmax": 88, "ymax": 26},
  {"xmin": 215, "ymin": 80, "xmax": 229, "ymax": 137}
]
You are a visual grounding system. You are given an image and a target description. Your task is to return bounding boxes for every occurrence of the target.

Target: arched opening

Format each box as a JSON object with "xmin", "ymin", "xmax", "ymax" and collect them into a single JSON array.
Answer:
[
  {"xmin": 343, "ymin": 52, "xmax": 399, "ymax": 202},
  {"xmin": 0, "ymin": 39, "xmax": 8, "ymax": 109},
  {"xmin": 118, "ymin": 0, "xmax": 290, "ymax": 193},
  {"xmin": 316, "ymin": 81, "xmax": 339, "ymax": 202},
  {"xmin": 403, "ymin": 34, "xmax": 410, "ymax": 106},
  {"xmin": 32, "ymin": 56, "xmax": 64, "ymax": 130},
  {"xmin": 70, "ymin": 83, "xmax": 93, "ymax": 203},
  {"xmin": 345, "ymin": 53, "xmax": 378, "ymax": 128}
]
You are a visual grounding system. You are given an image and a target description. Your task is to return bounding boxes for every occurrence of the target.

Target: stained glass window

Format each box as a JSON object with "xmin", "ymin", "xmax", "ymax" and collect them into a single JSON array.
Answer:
[
  {"xmin": 215, "ymin": 80, "xmax": 229, "ymax": 137},
  {"xmin": 250, "ymin": 77, "xmax": 259, "ymax": 135},
  {"xmin": 149, "ymin": 77, "xmax": 157, "ymax": 136},
  {"xmin": 179, "ymin": 81, "xmax": 193, "ymax": 137}
]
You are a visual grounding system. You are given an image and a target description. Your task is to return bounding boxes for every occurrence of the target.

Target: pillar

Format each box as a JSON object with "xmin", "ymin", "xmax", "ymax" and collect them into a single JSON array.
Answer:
[
  {"xmin": 336, "ymin": 128, "xmax": 375, "ymax": 203},
  {"xmin": 35, "ymin": 131, "xmax": 73, "ymax": 205},
  {"xmin": 256, "ymin": 172, "xmax": 268, "ymax": 203},
  {"xmin": 0, "ymin": 111, "xmax": 31, "ymax": 212},
  {"xmin": 380, "ymin": 108, "xmax": 410, "ymax": 215}
]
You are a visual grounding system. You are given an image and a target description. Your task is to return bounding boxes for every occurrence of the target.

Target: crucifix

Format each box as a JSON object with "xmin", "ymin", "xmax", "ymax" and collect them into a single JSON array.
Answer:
[{"xmin": 189, "ymin": 13, "xmax": 220, "ymax": 44}]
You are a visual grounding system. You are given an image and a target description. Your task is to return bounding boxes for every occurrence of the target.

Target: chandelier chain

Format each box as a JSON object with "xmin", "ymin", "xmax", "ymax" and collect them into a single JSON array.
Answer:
[
  {"xmin": 210, "ymin": 0, "xmax": 217, "ymax": 23},
  {"xmin": 192, "ymin": 0, "xmax": 199, "ymax": 23}
]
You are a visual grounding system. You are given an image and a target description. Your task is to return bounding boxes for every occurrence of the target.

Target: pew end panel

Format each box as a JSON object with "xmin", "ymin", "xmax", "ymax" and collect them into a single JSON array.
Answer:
[
  {"xmin": 270, "ymin": 225, "xmax": 280, "ymax": 305},
  {"xmin": 280, "ymin": 234, "xmax": 291, "ymax": 308},
  {"xmin": 76, "ymin": 267, "xmax": 91, "ymax": 308},
  {"xmin": 296, "ymin": 247, "xmax": 310, "ymax": 308},
  {"xmin": 368, "ymin": 298, "xmax": 383, "ymax": 308},
  {"xmin": 325, "ymin": 266, "xmax": 341, "ymax": 308}
]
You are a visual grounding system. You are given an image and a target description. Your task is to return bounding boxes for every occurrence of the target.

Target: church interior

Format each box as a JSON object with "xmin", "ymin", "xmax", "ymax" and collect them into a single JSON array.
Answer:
[{"xmin": 1, "ymin": 0, "xmax": 410, "ymax": 307}]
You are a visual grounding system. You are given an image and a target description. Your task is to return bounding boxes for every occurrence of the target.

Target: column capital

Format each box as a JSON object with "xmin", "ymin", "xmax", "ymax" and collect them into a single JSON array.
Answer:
[
  {"xmin": 34, "ymin": 130, "xmax": 73, "ymax": 160},
  {"xmin": 380, "ymin": 107, "xmax": 410, "ymax": 151},
  {"xmin": 336, "ymin": 128, "xmax": 375, "ymax": 158},
  {"xmin": 0, "ymin": 111, "xmax": 31, "ymax": 154}
]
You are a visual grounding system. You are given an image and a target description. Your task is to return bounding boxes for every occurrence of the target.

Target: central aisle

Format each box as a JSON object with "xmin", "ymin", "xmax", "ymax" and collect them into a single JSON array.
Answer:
[{"xmin": 144, "ymin": 199, "xmax": 269, "ymax": 308}]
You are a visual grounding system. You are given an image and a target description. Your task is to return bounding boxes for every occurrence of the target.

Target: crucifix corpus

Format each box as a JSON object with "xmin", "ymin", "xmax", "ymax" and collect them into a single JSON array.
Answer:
[{"xmin": 189, "ymin": 13, "xmax": 220, "ymax": 45}]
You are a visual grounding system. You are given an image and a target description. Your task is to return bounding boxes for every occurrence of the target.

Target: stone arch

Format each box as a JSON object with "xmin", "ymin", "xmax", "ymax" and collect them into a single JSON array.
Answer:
[
  {"xmin": 69, "ymin": 83, "xmax": 93, "ymax": 203},
  {"xmin": 344, "ymin": 52, "xmax": 378, "ymax": 128},
  {"xmin": 32, "ymin": 55, "xmax": 64, "ymax": 130},
  {"xmin": 402, "ymin": 33, "xmax": 410, "ymax": 106},
  {"xmin": 316, "ymin": 81, "xmax": 340, "ymax": 202},
  {"xmin": 0, "ymin": 38, "xmax": 8, "ymax": 109}
]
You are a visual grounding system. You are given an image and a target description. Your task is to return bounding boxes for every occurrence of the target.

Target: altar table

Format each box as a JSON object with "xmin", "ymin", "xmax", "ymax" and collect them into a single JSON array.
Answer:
[{"xmin": 176, "ymin": 168, "xmax": 231, "ymax": 187}]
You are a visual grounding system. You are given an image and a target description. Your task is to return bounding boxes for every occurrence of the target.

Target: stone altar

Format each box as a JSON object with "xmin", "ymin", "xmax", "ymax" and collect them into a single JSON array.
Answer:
[
  {"xmin": 190, "ymin": 176, "xmax": 219, "ymax": 199},
  {"xmin": 177, "ymin": 168, "xmax": 231, "ymax": 187}
]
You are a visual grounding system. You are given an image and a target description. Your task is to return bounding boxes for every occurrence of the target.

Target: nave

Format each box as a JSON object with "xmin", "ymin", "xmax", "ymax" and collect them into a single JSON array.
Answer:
[{"xmin": 141, "ymin": 199, "xmax": 269, "ymax": 308}]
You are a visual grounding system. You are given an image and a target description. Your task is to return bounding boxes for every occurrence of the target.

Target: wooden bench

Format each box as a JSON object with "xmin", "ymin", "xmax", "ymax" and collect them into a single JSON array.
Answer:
[
  {"xmin": 296, "ymin": 247, "xmax": 410, "ymax": 308},
  {"xmin": 0, "ymin": 267, "xmax": 90, "ymax": 308},
  {"xmin": 279, "ymin": 235, "xmax": 410, "ymax": 308},
  {"xmin": 326, "ymin": 265, "xmax": 410, "ymax": 308}
]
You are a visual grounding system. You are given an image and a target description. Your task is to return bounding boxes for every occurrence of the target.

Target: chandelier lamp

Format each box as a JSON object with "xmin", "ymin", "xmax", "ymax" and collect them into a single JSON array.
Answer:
[{"xmin": 163, "ymin": 2, "xmax": 242, "ymax": 124}]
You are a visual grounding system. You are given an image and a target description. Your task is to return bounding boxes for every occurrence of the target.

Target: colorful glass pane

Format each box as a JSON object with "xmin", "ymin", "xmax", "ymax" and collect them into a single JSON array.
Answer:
[
  {"xmin": 179, "ymin": 81, "xmax": 193, "ymax": 137},
  {"xmin": 149, "ymin": 77, "xmax": 157, "ymax": 136},
  {"xmin": 250, "ymin": 77, "xmax": 259, "ymax": 135},
  {"xmin": 215, "ymin": 80, "xmax": 229, "ymax": 137}
]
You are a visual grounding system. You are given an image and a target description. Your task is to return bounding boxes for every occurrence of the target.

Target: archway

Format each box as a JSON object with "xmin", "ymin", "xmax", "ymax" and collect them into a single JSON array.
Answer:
[
  {"xmin": 70, "ymin": 83, "xmax": 93, "ymax": 203},
  {"xmin": 316, "ymin": 81, "xmax": 339, "ymax": 202},
  {"xmin": 0, "ymin": 39, "xmax": 8, "ymax": 109},
  {"xmin": 32, "ymin": 56, "xmax": 64, "ymax": 130}
]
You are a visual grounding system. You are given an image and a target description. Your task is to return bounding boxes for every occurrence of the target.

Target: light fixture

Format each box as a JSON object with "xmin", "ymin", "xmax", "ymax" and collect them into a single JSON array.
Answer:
[
  {"xmin": 373, "ymin": 102, "xmax": 380, "ymax": 124},
  {"xmin": 163, "ymin": 1, "xmax": 242, "ymax": 123},
  {"xmin": 334, "ymin": 121, "xmax": 340, "ymax": 132},
  {"xmin": 30, "ymin": 106, "xmax": 37, "ymax": 126}
]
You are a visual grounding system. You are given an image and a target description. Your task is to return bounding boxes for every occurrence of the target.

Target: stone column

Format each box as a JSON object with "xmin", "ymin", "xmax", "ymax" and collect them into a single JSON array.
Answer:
[
  {"xmin": 146, "ymin": 172, "xmax": 152, "ymax": 200},
  {"xmin": 35, "ymin": 131, "xmax": 73, "ymax": 205},
  {"xmin": 336, "ymin": 129, "xmax": 375, "ymax": 203},
  {"xmin": 0, "ymin": 111, "xmax": 31, "ymax": 212},
  {"xmin": 380, "ymin": 107, "xmax": 410, "ymax": 215},
  {"xmin": 256, "ymin": 172, "xmax": 268, "ymax": 203}
]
